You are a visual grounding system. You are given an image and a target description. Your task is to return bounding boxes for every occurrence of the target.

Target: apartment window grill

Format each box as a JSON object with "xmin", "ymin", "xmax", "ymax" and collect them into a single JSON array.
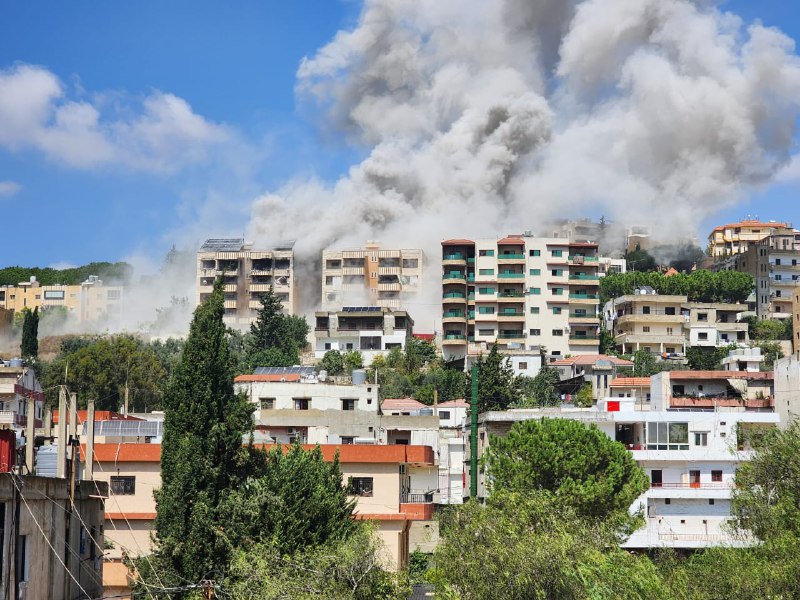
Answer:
[
  {"xmin": 348, "ymin": 477, "xmax": 374, "ymax": 497},
  {"xmin": 110, "ymin": 476, "xmax": 136, "ymax": 496}
]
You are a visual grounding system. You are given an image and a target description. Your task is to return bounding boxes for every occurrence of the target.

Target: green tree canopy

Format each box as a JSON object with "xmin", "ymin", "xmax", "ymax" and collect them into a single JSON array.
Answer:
[
  {"xmin": 20, "ymin": 306, "xmax": 39, "ymax": 359},
  {"xmin": 600, "ymin": 270, "xmax": 754, "ymax": 303},
  {"xmin": 468, "ymin": 345, "xmax": 520, "ymax": 412},
  {"xmin": 486, "ymin": 418, "xmax": 648, "ymax": 519},
  {"xmin": 0, "ymin": 261, "xmax": 133, "ymax": 286},
  {"xmin": 319, "ymin": 349, "xmax": 346, "ymax": 375},
  {"xmin": 244, "ymin": 287, "xmax": 309, "ymax": 369},
  {"xmin": 517, "ymin": 364, "xmax": 560, "ymax": 407}
]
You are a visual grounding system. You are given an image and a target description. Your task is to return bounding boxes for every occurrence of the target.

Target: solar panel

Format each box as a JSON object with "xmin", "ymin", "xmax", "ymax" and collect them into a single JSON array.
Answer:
[
  {"xmin": 200, "ymin": 238, "xmax": 245, "ymax": 251},
  {"xmin": 342, "ymin": 306, "xmax": 382, "ymax": 313},
  {"xmin": 253, "ymin": 366, "xmax": 315, "ymax": 376}
]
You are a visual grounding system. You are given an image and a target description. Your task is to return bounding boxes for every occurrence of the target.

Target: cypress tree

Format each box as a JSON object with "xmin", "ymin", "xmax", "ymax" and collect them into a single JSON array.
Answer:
[
  {"xmin": 19, "ymin": 307, "xmax": 38, "ymax": 359},
  {"xmin": 152, "ymin": 278, "xmax": 255, "ymax": 584}
]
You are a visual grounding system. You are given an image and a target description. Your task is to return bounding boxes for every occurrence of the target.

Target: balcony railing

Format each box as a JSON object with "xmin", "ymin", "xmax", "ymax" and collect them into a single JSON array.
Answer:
[
  {"xmin": 569, "ymin": 334, "xmax": 599, "ymax": 340},
  {"xmin": 569, "ymin": 312, "xmax": 597, "ymax": 318},
  {"xmin": 498, "ymin": 253, "xmax": 525, "ymax": 260},
  {"xmin": 444, "ymin": 253, "xmax": 465, "ymax": 260},
  {"xmin": 401, "ymin": 491, "xmax": 434, "ymax": 503},
  {"xmin": 499, "ymin": 310, "xmax": 524, "ymax": 316},
  {"xmin": 569, "ymin": 293, "xmax": 598, "ymax": 299},
  {"xmin": 497, "ymin": 332, "xmax": 524, "ymax": 339},
  {"xmin": 568, "ymin": 255, "xmax": 599, "ymax": 262},
  {"xmin": 569, "ymin": 274, "xmax": 599, "ymax": 280},
  {"xmin": 650, "ymin": 482, "xmax": 730, "ymax": 489},
  {"xmin": 443, "ymin": 334, "xmax": 466, "ymax": 340},
  {"xmin": 443, "ymin": 292, "xmax": 467, "ymax": 299},
  {"xmin": 498, "ymin": 273, "xmax": 525, "ymax": 279},
  {"xmin": 443, "ymin": 311, "xmax": 466, "ymax": 318},
  {"xmin": 498, "ymin": 291, "xmax": 525, "ymax": 298},
  {"xmin": 443, "ymin": 273, "xmax": 466, "ymax": 280}
]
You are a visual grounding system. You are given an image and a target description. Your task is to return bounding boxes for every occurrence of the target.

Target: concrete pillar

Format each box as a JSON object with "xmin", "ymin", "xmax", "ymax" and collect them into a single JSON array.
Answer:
[
  {"xmin": 85, "ymin": 400, "xmax": 95, "ymax": 480},
  {"xmin": 57, "ymin": 387, "xmax": 67, "ymax": 478},
  {"xmin": 25, "ymin": 396, "xmax": 35, "ymax": 474}
]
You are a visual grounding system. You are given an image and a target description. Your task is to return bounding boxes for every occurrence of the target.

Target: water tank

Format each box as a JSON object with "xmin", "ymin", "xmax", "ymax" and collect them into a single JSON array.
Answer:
[
  {"xmin": 352, "ymin": 369, "xmax": 367, "ymax": 385},
  {"xmin": 37, "ymin": 445, "xmax": 59, "ymax": 478},
  {"xmin": 0, "ymin": 430, "xmax": 15, "ymax": 473},
  {"xmin": 318, "ymin": 370, "xmax": 328, "ymax": 382},
  {"xmin": 8, "ymin": 359, "xmax": 23, "ymax": 368}
]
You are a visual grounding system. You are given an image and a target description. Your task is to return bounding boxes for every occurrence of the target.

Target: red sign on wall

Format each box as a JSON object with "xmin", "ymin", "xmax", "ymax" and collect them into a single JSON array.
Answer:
[{"xmin": 606, "ymin": 400, "xmax": 620, "ymax": 412}]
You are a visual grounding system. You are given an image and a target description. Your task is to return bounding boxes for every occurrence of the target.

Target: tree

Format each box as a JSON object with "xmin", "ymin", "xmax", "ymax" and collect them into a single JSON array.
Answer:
[
  {"xmin": 626, "ymin": 248, "xmax": 657, "ymax": 272},
  {"xmin": 686, "ymin": 346, "xmax": 729, "ymax": 370},
  {"xmin": 574, "ymin": 382, "xmax": 594, "ymax": 407},
  {"xmin": 755, "ymin": 340, "xmax": 784, "ymax": 369},
  {"xmin": 319, "ymin": 350, "xmax": 346, "ymax": 375},
  {"xmin": 754, "ymin": 318, "xmax": 790, "ymax": 341},
  {"xmin": 343, "ymin": 350, "xmax": 364, "ymax": 372},
  {"xmin": 518, "ymin": 365, "xmax": 560, "ymax": 407},
  {"xmin": 244, "ymin": 287, "xmax": 309, "ymax": 369},
  {"xmin": 150, "ymin": 278, "xmax": 257, "ymax": 586},
  {"xmin": 485, "ymin": 418, "xmax": 648, "ymax": 519},
  {"xmin": 468, "ymin": 345, "xmax": 520, "ymax": 412},
  {"xmin": 632, "ymin": 349, "xmax": 661, "ymax": 376},
  {"xmin": 404, "ymin": 336, "xmax": 436, "ymax": 372},
  {"xmin": 20, "ymin": 306, "xmax": 39, "ymax": 359}
]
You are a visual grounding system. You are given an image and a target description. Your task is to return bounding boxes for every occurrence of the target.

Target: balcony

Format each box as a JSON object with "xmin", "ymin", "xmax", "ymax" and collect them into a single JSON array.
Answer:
[
  {"xmin": 568, "ymin": 294, "xmax": 599, "ymax": 305},
  {"xmin": 497, "ymin": 291, "xmax": 525, "ymax": 301},
  {"xmin": 443, "ymin": 311, "xmax": 466, "ymax": 323},
  {"xmin": 616, "ymin": 313, "xmax": 684, "ymax": 325},
  {"xmin": 497, "ymin": 310, "xmax": 525, "ymax": 321},
  {"xmin": 569, "ymin": 274, "xmax": 599, "ymax": 281},
  {"xmin": 401, "ymin": 491, "xmax": 435, "ymax": 503},
  {"xmin": 498, "ymin": 272, "xmax": 525, "ymax": 279},
  {"xmin": 497, "ymin": 253, "xmax": 525, "ymax": 262},
  {"xmin": 249, "ymin": 283, "xmax": 272, "ymax": 293},
  {"xmin": 443, "ymin": 292, "xmax": 467, "ymax": 303},
  {"xmin": 650, "ymin": 482, "xmax": 731, "ymax": 490},
  {"xmin": 568, "ymin": 255, "xmax": 599, "ymax": 264},
  {"xmin": 443, "ymin": 273, "xmax": 467, "ymax": 284},
  {"xmin": 442, "ymin": 334, "xmax": 467, "ymax": 345},
  {"xmin": 443, "ymin": 253, "xmax": 465, "ymax": 261},
  {"xmin": 497, "ymin": 332, "xmax": 525, "ymax": 340},
  {"xmin": 568, "ymin": 312, "xmax": 599, "ymax": 324}
]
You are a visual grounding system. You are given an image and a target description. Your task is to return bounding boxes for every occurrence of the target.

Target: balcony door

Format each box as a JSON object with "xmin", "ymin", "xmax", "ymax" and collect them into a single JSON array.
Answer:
[
  {"xmin": 650, "ymin": 470, "xmax": 662, "ymax": 488},
  {"xmin": 689, "ymin": 470, "xmax": 701, "ymax": 488}
]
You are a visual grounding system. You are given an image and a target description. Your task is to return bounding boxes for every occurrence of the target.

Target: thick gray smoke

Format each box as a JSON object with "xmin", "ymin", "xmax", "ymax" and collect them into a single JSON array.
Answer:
[{"xmin": 248, "ymin": 0, "xmax": 800, "ymax": 326}]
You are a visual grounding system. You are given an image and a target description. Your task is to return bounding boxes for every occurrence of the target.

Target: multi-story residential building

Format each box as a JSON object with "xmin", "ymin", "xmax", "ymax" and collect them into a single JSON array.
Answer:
[
  {"xmin": 0, "ymin": 275, "xmax": 124, "ymax": 322},
  {"xmin": 794, "ymin": 286, "xmax": 800, "ymax": 353},
  {"xmin": 0, "ymin": 361, "xmax": 44, "ymax": 433},
  {"xmin": 314, "ymin": 307, "xmax": 414, "ymax": 364},
  {"xmin": 603, "ymin": 291, "xmax": 749, "ymax": 355},
  {"xmin": 471, "ymin": 392, "xmax": 779, "ymax": 549},
  {"xmin": 321, "ymin": 243, "xmax": 423, "ymax": 311},
  {"xmin": 550, "ymin": 354, "xmax": 634, "ymax": 401},
  {"xmin": 650, "ymin": 370, "xmax": 773, "ymax": 411},
  {"xmin": 708, "ymin": 218, "xmax": 790, "ymax": 258},
  {"xmin": 196, "ymin": 238, "xmax": 295, "ymax": 326},
  {"xmin": 441, "ymin": 235, "xmax": 601, "ymax": 365}
]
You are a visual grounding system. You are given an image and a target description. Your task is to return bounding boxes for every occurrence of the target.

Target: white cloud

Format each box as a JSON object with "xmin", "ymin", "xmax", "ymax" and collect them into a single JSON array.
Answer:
[
  {"xmin": 0, "ymin": 64, "xmax": 231, "ymax": 173},
  {"xmin": 0, "ymin": 180, "xmax": 20, "ymax": 197}
]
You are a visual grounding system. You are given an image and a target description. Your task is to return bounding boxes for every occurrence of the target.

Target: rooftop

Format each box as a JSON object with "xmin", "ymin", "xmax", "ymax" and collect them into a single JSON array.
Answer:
[
  {"xmin": 551, "ymin": 354, "xmax": 633, "ymax": 367},
  {"xmin": 381, "ymin": 398, "xmax": 426, "ymax": 411},
  {"xmin": 667, "ymin": 370, "xmax": 773, "ymax": 381},
  {"xmin": 53, "ymin": 410, "xmax": 144, "ymax": 425},
  {"xmin": 610, "ymin": 377, "xmax": 651, "ymax": 387},
  {"xmin": 438, "ymin": 399, "xmax": 469, "ymax": 408}
]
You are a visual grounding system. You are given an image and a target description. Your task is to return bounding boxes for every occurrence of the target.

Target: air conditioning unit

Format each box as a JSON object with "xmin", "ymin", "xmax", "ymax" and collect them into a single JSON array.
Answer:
[
  {"xmin": 287, "ymin": 427, "xmax": 296, "ymax": 434},
  {"xmin": 354, "ymin": 437, "xmax": 378, "ymax": 445}
]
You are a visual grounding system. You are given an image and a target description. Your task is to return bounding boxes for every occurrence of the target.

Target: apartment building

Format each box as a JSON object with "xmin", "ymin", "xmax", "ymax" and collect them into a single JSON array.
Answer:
[
  {"xmin": 472, "ymin": 396, "xmax": 779, "ymax": 549},
  {"xmin": 603, "ymin": 290, "xmax": 749, "ymax": 355},
  {"xmin": 196, "ymin": 238, "xmax": 296, "ymax": 326},
  {"xmin": 550, "ymin": 354, "xmax": 634, "ymax": 401},
  {"xmin": 321, "ymin": 243, "xmax": 423, "ymax": 311},
  {"xmin": 0, "ymin": 275, "xmax": 124, "ymax": 322},
  {"xmin": 0, "ymin": 362, "xmax": 44, "ymax": 432},
  {"xmin": 314, "ymin": 306, "xmax": 414, "ymax": 364},
  {"xmin": 441, "ymin": 235, "xmax": 601, "ymax": 364},
  {"xmin": 794, "ymin": 287, "xmax": 800, "ymax": 353},
  {"xmin": 707, "ymin": 218, "xmax": 789, "ymax": 258}
]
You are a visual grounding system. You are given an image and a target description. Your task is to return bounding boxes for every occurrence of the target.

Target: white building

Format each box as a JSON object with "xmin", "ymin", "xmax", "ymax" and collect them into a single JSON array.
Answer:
[
  {"xmin": 473, "ymin": 396, "xmax": 778, "ymax": 549},
  {"xmin": 314, "ymin": 307, "xmax": 414, "ymax": 365},
  {"xmin": 0, "ymin": 361, "xmax": 44, "ymax": 434}
]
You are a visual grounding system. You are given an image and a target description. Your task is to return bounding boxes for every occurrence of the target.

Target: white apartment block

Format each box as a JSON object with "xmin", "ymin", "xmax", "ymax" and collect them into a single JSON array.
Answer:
[
  {"xmin": 604, "ymin": 291, "xmax": 749, "ymax": 355},
  {"xmin": 314, "ymin": 306, "xmax": 414, "ymax": 365},
  {"xmin": 474, "ymin": 396, "xmax": 779, "ymax": 549},
  {"xmin": 196, "ymin": 238, "xmax": 296, "ymax": 327},
  {"xmin": 441, "ymin": 235, "xmax": 601, "ymax": 364},
  {"xmin": 321, "ymin": 243, "xmax": 423, "ymax": 311}
]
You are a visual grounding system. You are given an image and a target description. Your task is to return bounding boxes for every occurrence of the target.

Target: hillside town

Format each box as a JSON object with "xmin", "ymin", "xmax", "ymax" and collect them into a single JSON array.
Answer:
[{"xmin": 0, "ymin": 217, "xmax": 800, "ymax": 597}]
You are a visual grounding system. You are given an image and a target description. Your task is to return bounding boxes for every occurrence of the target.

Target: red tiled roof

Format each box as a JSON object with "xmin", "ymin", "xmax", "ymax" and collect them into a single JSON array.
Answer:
[
  {"xmin": 438, "ymin": 399, "xmax": 469, "ymax": 408},
  {"xmin": 81, "ymin": 443, "xmax": 161, "ymax": 463},
  {"xmin": 550, "ymin": 354, "xmax": 633, "ymax": 367},
  {"xmin": 441, "ymin": 239, "xmax": 474, "ymax": 245},
  {"xmin": 53, "ymin": 410, "xmax": 144, "ymax": 425},
  {"xmin": 711, "ymin": 220, "xmax": 787, "ymax": 233},
  {"xmin": 610, "ymin": 377, "xmax": 651, "ymax": 387},
  {"xmin": 668, "ymin": 370, "xmax": 773, "ymax": 380},
  {"xmin": 234, "ymin": 374, "xmax": 302, "ymax": 383},
  {"xmin": 664, "ymin": 267, "xmax": 679, "ymax": 277},
  {"xmin": 381, "ymin": 397, "xmax": 426, "ymax": 411},
  {"xmin": 497, "ymin": 236, "xmax": 524, "ymax": 244}
]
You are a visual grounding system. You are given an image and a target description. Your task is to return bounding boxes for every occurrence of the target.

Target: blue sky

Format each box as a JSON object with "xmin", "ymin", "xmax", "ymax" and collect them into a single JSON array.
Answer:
[{"xmin": 0, "ymin": 1, "xmax": 799, "ymax": 269}]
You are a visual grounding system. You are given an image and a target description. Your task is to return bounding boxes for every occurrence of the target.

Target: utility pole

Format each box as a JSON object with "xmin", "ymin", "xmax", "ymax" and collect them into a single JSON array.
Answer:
[
  {"xmin": 65, "ymin": 392, "xmax": 78, "ymax": 600},
  {"xmin": 470, "ymin": 364, "xmax": 478, "ymax": 499},
  {"xmin": 85, "ymin": 399, "xmax": 95, "ymax": 480},
  {"xmin": 24, "ymin": 396, "xmax": 35, "ymax": 474},
  {"xmin": 56, "ymin": 387, "xmax": 67, "ymax": 479},
  {"xmin": 124, "ymin": 376, "xmax": 129, "ymax": 417}
]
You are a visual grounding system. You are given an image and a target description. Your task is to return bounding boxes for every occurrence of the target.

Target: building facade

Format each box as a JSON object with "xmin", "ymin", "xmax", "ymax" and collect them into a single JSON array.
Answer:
[
  {"xmin": 0, "ymin": 276, "xmax": 124, "ymax": 322},
  {"xmin": 321, "ymin": 243, "xmax": 423, "ymax": 311},
  {"xmin": 314, "ymin": 307, "xmax": 414, "ymax": 364},
  {"xmin": 196, "ymin": 238, "xmax": 296, "ymax": 327},
  {"xmin": 707, "ymin": 219, "xmax": 790, "ymax": 258},
  {"xmin": 0, "ymin": 363, "xmax": 44, "ymax": 433},
  {"xmin": 441, "ymin": 235, "xmax": 601, "ymax": 363}
]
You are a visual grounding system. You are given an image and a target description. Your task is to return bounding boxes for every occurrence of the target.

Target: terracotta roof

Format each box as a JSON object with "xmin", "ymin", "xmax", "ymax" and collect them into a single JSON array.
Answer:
[
  {"xmin": 664, "ymin": 267, "xmax": 679, "ymax": 277},
  {"xmin": 234, "ymin": 373, "xmax": 302, "ymax": 383},
  {"xmin": 53, "ymin": 410, "xmax": 144, "ymax": 424},
  {"xmin": 550, "ymin": 354, "xmax": 633, "ymax": 367},
  {"xmin": 497, "ymin": 236, "xmax": 524, "ymax": 245},
  {"xmin": 441, "ymin": 239, "xmax": 474, "ymax": 245},
  {"xmin": 438, "ymin": 399, "xmax": 469, "ymax": 408},
  {"xmin": 81, "ymin": 443, "xmax": 161, "ymax": 463},
  {"xmin": 711, "ymin": 220, "xmax": 787, "ymax": 233},
  {"xmin": 610, "ymin": 377, "xmax": 651, "ymax": 387},
  {"xmin": 381, "ymin": 397, "xmax": 426, "ymax": 411},
  {"xmin": 668, "ymin": 370, "xmax": 773, "ymax": 380}
]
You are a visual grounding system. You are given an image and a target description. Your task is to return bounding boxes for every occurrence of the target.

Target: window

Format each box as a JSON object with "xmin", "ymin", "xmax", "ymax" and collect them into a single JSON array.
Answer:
[
  {"xmin": 642, "ymin": 306, "xmax": 650, "ymax": 314},
  {"xmin": 324, "ymin": 342, "xmax": 331, "ymax": 350},
  {"xmin": 439, "ymin": 410, "xmax": 451, "ymax": 420},
  {"xmin": 529, "ymin": 287, "xmax": 541, "ymax": 295},
  {"xmin": 530, "ymin": 307, "xmax": 540, "ymax": 314},
  {"xmin": 552, "ymin": 307, "xmax": 562, "ymax": 315},
  {"xmin": 650, "ymin": 470, "xmax": 662, "ymax": 487},
  {"xmin": 647, "ymin": 422, "xmax": 689, "ymax": 450},
  {"xmin": 530, "ymin": 329, "xmax": 541, "ymax": 336},
  {"xmin": 294, "ymin": 398, "xmax": 310, "ymax": 410},
  {"xmin": 711, "ymin": 470, "xmax": 723, "ymax": 482},
  {"xmin": 479, "ymin": 287, "xmax": 495, "ymax": 295},
  {"xmin": 479, "ymin": 249, "xmax": 494, "ymax": 257},
  {"xmin": 348, "ymin": 477, "xmax": 374, "ymax": 497},
  {"xmin": 518, "ymin": 362, "xmax": 527, "ymax": 370},
  {"xmin": 529, "ymin": 249, "xmax": 541, "ymax": 257},
  {"xmin": 552, "ymin": 287, "xmax": 564, "ymax": 295},
  {"xmin": 44, "ymin": 290, "xmax": 65, "ymax": 300},
  {"xmin": 698, "ymin": 332, "xmax": 708, "ymax": 341},
  {"xmin": 342, "ymin": 398, "xmax": 356, "ymax": 411},
  {"xmin": 107, "ymin": 289, "xmax": 121, "ymax": 300},
  {"xmin": 642, "ymin": 326, "xmax": 650, "ymax": 333},
  {"xmin": 552, "ymin": 329, "xmax": 563, "ymax": 336},
  {"xmin": 259, "ymin": 397, "xmax": 275, "ymax": 410},
  {"xmin": 664, "ymin": 307, "xmax": 676, "ymax": 315},
  {"xmin": 697, "ymin": 312, "xmax": 708, "ymax": 322},
  {"xmin": 551, "ymin": 250, "xmax": 563, "ymax": 257},
  {"xmin": 530, "ymin": 268, "xmax": 541, "ymax": 275},
  {"xmin": 110, "ymin": 476, "xmax": 136, "ymax": 495},
  {"xmin": 478, "ymin": 306, "xmax": 495, "ymax": 314},
  {"xmin": 665, "ymin": 498, "xmax": 671, "ymax": 505},
  {"xmin": 709, "ymin": 499, "xmax": 715, "ymax": 505},
  {"xmin": 551, "ymin": 269, "xmax": 563, "ymax": 276},
  {"xmin": 341, "ymin": 437, "xmax": 354, "ymax": 445},
  {"xmin": 478, "ymin": 328, "xmax": 495, "ymax": 336},
  {"xmin": 694, "ymin": 432, "xmax": 708, "ymax": 446},
  {"xmin": 479, "ymin": 269, "xmax": 494, "ymax": 275}
]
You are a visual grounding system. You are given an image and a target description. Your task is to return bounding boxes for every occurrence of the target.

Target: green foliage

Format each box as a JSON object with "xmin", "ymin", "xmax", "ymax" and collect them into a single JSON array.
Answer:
[
  {"xmin": 244, "ymin": 288, "xmax": 309, "ymax": 369},
  {"xmin": 754, "ymin": 318, "xmax": 791, "ymax": 341},
  {"xmin": 686, "ymin": 346, "xmax": 732, "ymax": 370},
  {"xmin": 319, "ymin": 350, "xmax": 346, "ymax": 375},
  {"xmin": 0, "ymin": 262, "xmax": 133, "ymax": 286},
  {"xmin": 468, "ymin": 345, "xmax": 520, "ymax": 412},
  {"xmin": 517, "ymin": 365, "xmax": 560, "ymax": 407},
  {"xmin": 486, "ymin": 418, "xmax": 648, "ymax": 519},
  {"xmin": 632, "ymin": 349, "xmax": 662, "ymax": 376},
  {"xmin": 408, "ymin": 550, "xmax": 432, "ymax": 584},
  {"xmin": 226, "ymin": 524, "xmax": 409, "ymax": 600},
  {"xmin": 625, "ymin": 248, "xmax": 657, "ymax": 271},
  {"xmin": 404, "ymin": 336, "xmax": 437, "ymax": 372},
  {"xmin": 40, "ymin": 334, "xmax": 165, "ymax": 410},
  {"xmin": 755, "ymin": 340, "xmax": 784, "ymax": 369},
  {"xmin": 600, "ymin": 270, "xmax": 754, "ymax": 303},
  {"xmin": 151, "ymin": 279, "xmax": 257, "ymax": 586},
  {"xmin": 599, "ymin": 327, "xmax": 617, "ymax": 355},
  {"xmin": 20, "ymin": 307, "xmax": 39, "ymax": 359},
  {"xmin": 574, "ymin": 382, "xmax": 594, "ymax": 407},
  {"xmin": 343, "ymin": 349, "xmax": 364, "ymax": 372}
]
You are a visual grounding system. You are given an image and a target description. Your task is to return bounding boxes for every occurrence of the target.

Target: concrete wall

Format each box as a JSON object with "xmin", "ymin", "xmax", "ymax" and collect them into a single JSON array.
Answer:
[
  {"xmin": 775, "ymin": 355, "xmax": 800, "ymax": 427},
  {"xmin": 238, "ymin": 381, "xmax": 379, "ymax": 412}
]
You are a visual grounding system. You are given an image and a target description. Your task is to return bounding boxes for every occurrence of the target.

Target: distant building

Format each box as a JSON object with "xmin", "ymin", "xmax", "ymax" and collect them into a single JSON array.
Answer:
[
  {"xmin": 196, "ymin": 238, "xmax": 296, "ymax": 327},
  {"xmin": 550, "ymin": 354, "xmax": 633, "ymax": 401},
  {"xmin": 707, "ymin": 218, "xmax": 790, "ymax": 258},
  {"xmin": 321, "ymin": 243, "xmax": 424, "ymax": 311},
  {"xmin": 0, "ymin": 275, "xmax": 124, "ymax": 322},
  {"xmin": 314, "ymin": 306, "xmax": 414, "ymax": 364}
]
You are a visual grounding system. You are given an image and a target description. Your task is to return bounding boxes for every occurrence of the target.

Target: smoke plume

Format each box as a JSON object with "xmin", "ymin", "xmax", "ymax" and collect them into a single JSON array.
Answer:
[{"xmin": 244, "ymin": 0, "xmax": 800, "ymax": 328}]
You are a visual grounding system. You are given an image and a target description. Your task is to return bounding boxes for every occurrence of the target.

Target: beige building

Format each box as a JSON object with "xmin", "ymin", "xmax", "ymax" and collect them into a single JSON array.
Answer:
[
  {"xmin": 321, "ymin": 243, "xmax": 423, "ymax": 311},
  {"xmin": 197, "ymin": 238, "xmax": 296, "ymax": 327},
  {"xmin": 441, "ymin": 235, "xmax": 601, "ymax": 363},
  {"xmin": 0, "ymin": 275, "xmax": 124, "ymax": 322},
  {"xmin": 314, "ymin": 307, "xmax": 414, "ymax": 364},
  {"xmin": 794, "ymin": 287, "xmax": 800, "ymax": 354},
  {"xmin": 707, "ymin": 219, "xmax": 790, "ymax": 258}
]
